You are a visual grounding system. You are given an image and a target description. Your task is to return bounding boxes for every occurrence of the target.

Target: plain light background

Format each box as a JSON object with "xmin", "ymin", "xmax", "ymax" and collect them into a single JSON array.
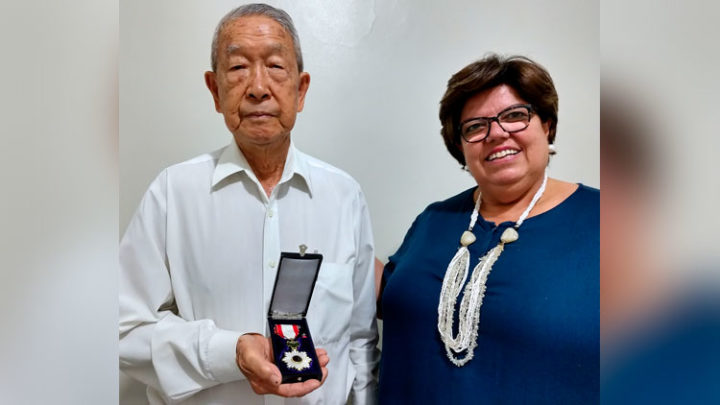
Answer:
[
  {"xmin": 120, "ymin": 0, "xmax": 597, "ymax": 402},
  {"xmin": 0, "ymin": 1, "xmax": 118, "ymax": 404}
]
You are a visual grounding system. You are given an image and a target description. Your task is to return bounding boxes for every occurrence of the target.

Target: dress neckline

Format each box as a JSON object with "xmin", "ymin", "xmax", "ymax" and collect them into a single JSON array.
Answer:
[{"xmin": 469, "ymin": 183, "xmax": 586, "ymax": 229}]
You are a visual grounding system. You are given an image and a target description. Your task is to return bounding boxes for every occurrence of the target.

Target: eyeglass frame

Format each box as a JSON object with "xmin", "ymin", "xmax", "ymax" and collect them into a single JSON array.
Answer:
[{"xmin": 458, "ymin": 103, "xmax": 535, "ymax": 143}]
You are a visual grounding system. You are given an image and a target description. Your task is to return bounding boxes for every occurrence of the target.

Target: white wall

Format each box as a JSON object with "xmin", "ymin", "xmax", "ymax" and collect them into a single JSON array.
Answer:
[{"xmin": 120, "ymin": 0, "xmax": 598, "ymax": 402}]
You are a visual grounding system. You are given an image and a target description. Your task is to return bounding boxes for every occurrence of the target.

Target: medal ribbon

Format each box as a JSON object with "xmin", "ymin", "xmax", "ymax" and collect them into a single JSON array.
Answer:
[{"xmin": 274, "ymin": 324, "xmax": 299, "ymax": 339}]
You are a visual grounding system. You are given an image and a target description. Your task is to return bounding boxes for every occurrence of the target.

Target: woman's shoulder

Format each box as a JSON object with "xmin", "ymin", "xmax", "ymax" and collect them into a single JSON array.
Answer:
[
  {"xmin": 552, "ymin": 183, "xmax": 599, "ymax": 222},
  {"xmin": 573, "ymin": 183, "xmax": 600, "ymax": 205},
  {"xmin": 549, "ymin": 180, "xmax": 598, "ymax": 205},
  {"xmin": 530, "ymin": 181, "xmax": 598, "ymax": 226}
]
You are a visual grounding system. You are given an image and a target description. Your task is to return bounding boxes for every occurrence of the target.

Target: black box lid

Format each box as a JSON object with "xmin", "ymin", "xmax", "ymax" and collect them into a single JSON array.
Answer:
[{"xmin": 268, "ymin": 252, "xmax": 323, "ymax": 317}]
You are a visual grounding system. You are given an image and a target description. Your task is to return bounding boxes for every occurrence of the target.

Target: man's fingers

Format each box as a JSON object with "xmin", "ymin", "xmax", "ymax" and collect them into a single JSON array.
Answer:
[
  {"xmin": 237, "ymin": 334, "xmax": 284, "ymax": 392},
  {"xmin": 249, "ymin": 380, "xmax": 268, "ymax": 395},
  {"xmin": 239, "ymin": 335, "xmax": 329, "ymax": 397},
  {"xmin": 317, "ymin": 353, "xmax": 329, "ymax": 368},
  {"xmin": 315, "ymin": 347, "xmax": 329, "ymax": 368},
  {"xmin": 276, "ymin": 379, "xmax": 322, "ymax": 397},
  {"xmin": 264, "ymin": 335, "xmax": 275, "ymax": 358},
  {"xmin": 240, "ymin": 354, "xmax": 275, "ymax": 379},
  {"xmin": 319, "ymin": 364, "xmax": 329, "ymax": 385},
  {"xmin": 247, "ymin": 364, "xmax": 283, "ymax": 395},
  {"xmin": 252, "ymin": 362, "xmax": 282, "ymax": 387},
  {"xmin": 263, "ymin": 363, "xmax": 282, "ymax": 386}
]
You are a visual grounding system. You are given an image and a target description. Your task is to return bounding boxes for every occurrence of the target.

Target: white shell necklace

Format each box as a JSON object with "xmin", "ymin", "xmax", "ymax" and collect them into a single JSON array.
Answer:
[{"xmin": 437, "ymin": 170, "xmax": 548, "ymax": 366}]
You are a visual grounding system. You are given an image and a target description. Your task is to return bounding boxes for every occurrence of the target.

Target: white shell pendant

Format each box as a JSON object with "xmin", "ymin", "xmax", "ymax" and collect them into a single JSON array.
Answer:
[
  {"xmin": 460, "ymin": 230, "xmax": 476, "ymax": 246},
  {"xmin": 500, "ymin": 227, "xmax": 519, "ymax": 243}
]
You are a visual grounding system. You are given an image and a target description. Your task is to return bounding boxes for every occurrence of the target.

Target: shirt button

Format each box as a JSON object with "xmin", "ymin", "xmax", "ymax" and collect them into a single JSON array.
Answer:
[
  {"xmin": 269, "ymin": 260, "xmax": 276, "ymax": 268},
  {"xmin": 268, "ymin": 209, "xmax": 274, "ymax": 217}
]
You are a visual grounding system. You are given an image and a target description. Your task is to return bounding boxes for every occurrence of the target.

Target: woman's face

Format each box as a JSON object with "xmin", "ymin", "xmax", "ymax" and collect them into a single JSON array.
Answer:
[{"xmin": 460, "ymin": 84, "xmax": 550, "ymax": 193}]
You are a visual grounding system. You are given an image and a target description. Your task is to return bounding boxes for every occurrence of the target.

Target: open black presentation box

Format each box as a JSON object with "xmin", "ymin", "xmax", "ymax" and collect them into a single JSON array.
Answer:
[{"xmin": 268, "ymin": 252, "xmax": 323, "ymax": 383}]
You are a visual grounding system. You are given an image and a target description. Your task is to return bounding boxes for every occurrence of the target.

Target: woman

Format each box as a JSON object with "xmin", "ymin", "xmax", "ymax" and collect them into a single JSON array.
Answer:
[{"xmin": 377, "ymin": 55, "xmax": 598, "ymax": 403}]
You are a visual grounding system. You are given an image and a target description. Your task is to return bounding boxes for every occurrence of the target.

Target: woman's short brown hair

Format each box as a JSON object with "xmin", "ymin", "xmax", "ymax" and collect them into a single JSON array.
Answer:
[{"xmin": 439, "ymin": 54, "xmax": 559, "ymax": 166}]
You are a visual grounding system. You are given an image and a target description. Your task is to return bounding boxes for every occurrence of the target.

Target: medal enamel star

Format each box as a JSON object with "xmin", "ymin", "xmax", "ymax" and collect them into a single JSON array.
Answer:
[{"xmin": 281, "ymin": 349, "xmax": 312, "ymax": 371}]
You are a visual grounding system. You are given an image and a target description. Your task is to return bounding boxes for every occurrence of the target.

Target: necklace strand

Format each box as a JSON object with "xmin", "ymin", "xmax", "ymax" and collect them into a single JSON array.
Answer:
[{"xmin": 437, "ymin": 171, "xmax": 548, "ymax": 366}]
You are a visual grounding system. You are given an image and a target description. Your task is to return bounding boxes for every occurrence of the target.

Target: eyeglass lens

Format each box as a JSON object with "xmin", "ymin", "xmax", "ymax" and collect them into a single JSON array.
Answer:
[{"xmin": 461, "ymin": 106, "xmax": 531, "ymax": 142}]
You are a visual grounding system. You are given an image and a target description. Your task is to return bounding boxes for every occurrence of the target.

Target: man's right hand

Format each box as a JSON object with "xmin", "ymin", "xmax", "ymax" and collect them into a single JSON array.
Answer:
[{"xmin": 235, "ymin": 333, "xmax": 329, "ymax": 397}]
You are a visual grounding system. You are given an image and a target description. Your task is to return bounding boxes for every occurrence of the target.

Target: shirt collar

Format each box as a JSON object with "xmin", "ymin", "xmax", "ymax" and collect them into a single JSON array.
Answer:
[{"xmin": 212, "ymin": 140, "xmax": 313, "ymax": 196}]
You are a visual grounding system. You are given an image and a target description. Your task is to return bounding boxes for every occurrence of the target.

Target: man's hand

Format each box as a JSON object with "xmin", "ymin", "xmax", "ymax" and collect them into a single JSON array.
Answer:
[{"xmin": 235, "ymin": 333, "xmax": 329, "ymax": 397}]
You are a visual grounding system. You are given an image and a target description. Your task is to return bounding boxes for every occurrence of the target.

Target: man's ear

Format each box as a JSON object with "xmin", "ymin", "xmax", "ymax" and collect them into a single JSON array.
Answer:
[
  {"xmin": 296, "ymin": 72, "xmax": 310, "ymax": 112},
  {"xmin": 204, "ymin": 71, "xmax": 221, "ymax": 113}
]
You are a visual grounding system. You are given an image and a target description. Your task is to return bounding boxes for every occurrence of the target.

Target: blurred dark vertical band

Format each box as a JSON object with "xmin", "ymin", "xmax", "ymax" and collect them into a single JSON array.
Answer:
[{"xmin": 601, "ymin": 0, "xmax": 720, "ymax": 402}]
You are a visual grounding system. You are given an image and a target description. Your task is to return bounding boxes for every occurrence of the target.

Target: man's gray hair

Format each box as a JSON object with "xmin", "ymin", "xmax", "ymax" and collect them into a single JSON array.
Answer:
[{"xmin": 210, "ymin": 3, "xmax": 304, "ymax": 73}]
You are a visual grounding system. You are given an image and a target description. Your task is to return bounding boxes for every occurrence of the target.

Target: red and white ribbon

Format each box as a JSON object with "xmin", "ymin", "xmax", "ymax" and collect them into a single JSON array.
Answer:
[{"xmin": 274, "ymin": 324, "xmax": 299, "ymax": 339}]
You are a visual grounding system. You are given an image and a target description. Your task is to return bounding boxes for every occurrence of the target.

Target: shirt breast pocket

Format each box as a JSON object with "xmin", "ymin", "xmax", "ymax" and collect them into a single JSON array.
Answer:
[{"xmin": 306, "ymin": 262, "xmax": 354, "ymax": 344}]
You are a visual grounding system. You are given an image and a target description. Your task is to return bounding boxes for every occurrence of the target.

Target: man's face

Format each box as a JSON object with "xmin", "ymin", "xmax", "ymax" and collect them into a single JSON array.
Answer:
[{"xmin": 205, "ymin": 15, "xmax": 310, "ymax": 149}]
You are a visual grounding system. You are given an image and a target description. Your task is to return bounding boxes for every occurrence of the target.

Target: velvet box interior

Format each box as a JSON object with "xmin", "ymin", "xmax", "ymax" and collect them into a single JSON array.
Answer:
[{"xmin": 268, "ymin": 252, "xmax": 323, "ymax": 383}]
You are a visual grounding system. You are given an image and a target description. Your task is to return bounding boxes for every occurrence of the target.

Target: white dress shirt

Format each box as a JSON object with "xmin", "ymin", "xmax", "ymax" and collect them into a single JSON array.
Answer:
[{"xmin": 119, "ymin": 142, "xmax": 379, "ymax": 404}]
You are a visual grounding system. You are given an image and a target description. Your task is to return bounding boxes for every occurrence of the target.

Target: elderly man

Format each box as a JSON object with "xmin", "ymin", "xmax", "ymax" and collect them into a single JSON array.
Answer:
[{"xmin": 119, "ymin": 4, "xmax": 379, "ymax": 404}]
